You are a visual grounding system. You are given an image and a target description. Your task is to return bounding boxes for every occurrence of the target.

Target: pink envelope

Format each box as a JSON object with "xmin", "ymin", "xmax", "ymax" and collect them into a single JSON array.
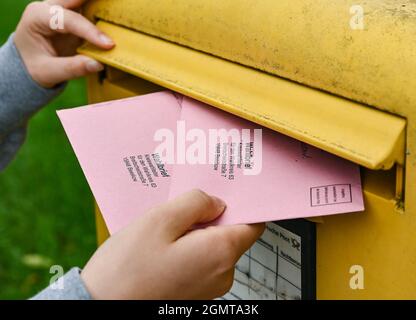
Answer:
[
  {"xmin": 58, "ymin": 92, "xmax": 181, "ymax": 234},
  {"xmin": 169, "ymin": 97, "xmax": 364, "ymax": 226},
  {"xmin": 58, "ymin": 91, "xmax": 364, "ymax": 234}
]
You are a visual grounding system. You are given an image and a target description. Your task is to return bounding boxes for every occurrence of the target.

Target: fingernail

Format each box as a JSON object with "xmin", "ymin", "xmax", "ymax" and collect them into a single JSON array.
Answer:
[
  {"xmin": 211, "ymin": 196, "xmax": 227, "ymax": 213},
  {"xmin": 85, "ymin": 58, "xmax": 104, "ymax": 72},
  {"xmin": 99, "ymin": 33, "xmax": 114, "ymax": 46}
]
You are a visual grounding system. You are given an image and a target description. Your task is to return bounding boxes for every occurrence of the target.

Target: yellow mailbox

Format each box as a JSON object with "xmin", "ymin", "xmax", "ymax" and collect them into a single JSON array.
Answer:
[{"xmin": 79, "ymin": 0, "xmax": 416, "ymax": 299}]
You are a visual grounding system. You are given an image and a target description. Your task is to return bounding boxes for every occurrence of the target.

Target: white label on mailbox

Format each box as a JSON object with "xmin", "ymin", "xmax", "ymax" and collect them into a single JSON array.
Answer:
[{"xmin": 222, "ymin": 222, "xmax": 302, "ymax": 300}]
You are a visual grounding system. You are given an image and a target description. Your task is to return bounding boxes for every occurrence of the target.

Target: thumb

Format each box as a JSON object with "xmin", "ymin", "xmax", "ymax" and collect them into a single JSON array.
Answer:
[
  {"xmin": 149, "ymin": 189, "xmax": 227, "ymax": 240},
  {"xmin": 37, "ymin": 55, "xmax": 104, "ymax": 87}
]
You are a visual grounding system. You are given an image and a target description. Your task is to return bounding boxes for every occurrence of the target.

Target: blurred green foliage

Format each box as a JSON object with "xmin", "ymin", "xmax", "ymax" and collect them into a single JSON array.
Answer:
[{"xmin": 0, "ymin": 0, "xmax": 96, "ymax": 299}]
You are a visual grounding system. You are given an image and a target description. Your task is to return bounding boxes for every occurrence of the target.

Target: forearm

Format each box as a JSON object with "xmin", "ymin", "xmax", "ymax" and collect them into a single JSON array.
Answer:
[
  {"xmin": 2, "ymin": 35, "xmax": 93, "ymax": 300},
  {"xmin": 0, "ymin": 127, "xmax": 26, "ymax": 170},
  {"xmin": 31, "ymin": 268, "xmax": 92, "ymax": 300},
  {"xmin": 0, "ymin": 34, "xmax": 65, "ymax": 170}
]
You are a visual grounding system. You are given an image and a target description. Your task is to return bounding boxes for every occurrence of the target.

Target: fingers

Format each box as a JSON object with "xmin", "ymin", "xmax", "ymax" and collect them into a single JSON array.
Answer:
[
  {"xmin": 28, "ymin": 1, "xmax": 114, "ymax": 49},
  {"xmin": 148, "ymin": 189, "xmax": 227, "ymax": 240},
  {"xmin": 174, "ymin": 222, "xmax": 265, "ymax": 287},
  {"xmin": 199, "ymin": 223, "xmax": 266, "ymax": 264},
  {"xmin": 35, "ymin": 55, "xmax": 104, "ymax": 87},
  {"xmin": 217, "ymin": 223, "xmax": 266, "ymax": 260},
  {"xmin": 58, "ymin": 9, "xmax": 115, "ymax": 49},
  {"xmin": 52, "ymin": 7, "xmax": 114, "ymax": 49},
  {"xmin": 46, "ymin": 0, "xmax": 88, "ymax": 9}
]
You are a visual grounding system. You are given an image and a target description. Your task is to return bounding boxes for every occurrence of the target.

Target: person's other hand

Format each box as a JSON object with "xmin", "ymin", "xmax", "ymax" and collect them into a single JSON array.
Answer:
[
  {"xmin": 14, "ymin": 0, "xmax": 114, "ymax": 88},
  {"xmin": 81, "ymin": 189, "xmax": 265, "ymax": 300}
]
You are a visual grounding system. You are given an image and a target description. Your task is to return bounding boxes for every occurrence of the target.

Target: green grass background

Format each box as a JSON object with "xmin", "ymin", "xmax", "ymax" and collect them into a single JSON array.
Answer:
[{"xmin": 0, "ymin": 0, "xmax": 96, "ymax": 299}]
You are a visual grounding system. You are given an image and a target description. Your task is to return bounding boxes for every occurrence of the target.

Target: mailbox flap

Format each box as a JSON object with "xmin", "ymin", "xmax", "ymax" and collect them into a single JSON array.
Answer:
[
  {"xmin": 82, "ymin": 0, "xmax": 416, "ymax": 118},
  {"xmin": 79, "ymin": 21, "xmax": 406, "ymax": 170}
]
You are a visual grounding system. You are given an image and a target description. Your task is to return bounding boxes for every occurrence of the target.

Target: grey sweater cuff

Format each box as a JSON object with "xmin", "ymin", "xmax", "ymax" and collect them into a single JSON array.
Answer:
[
  {"xmin": 31, "ymin": 267, "xmax": 92, "ymax": 300},
  {"xmin": 0, "ymin": 33, "xmax": 66, "ymax": 137}
]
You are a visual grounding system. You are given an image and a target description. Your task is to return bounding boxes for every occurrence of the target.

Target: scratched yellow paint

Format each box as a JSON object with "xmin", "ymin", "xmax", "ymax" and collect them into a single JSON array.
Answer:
[
  {"xmin": 82, "ymin": 0, "xmax": 416, "ymax": 299},
  {"xmin": 80, "ymin": 21, "xmax": 406, "ymax": 171},
  {"xmin": 84, "ymin": 0, "xmax": 416, "ymax": 115}
]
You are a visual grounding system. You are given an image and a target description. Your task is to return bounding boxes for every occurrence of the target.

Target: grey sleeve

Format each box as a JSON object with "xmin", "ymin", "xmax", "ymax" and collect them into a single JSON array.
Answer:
[
  {"xmin": 0, "ymin": 34, "xmax": 65, "ymax": 171},
  {"xmin": 0, "ymin": 36, "xmax": 91, "ymax": 300},
  {"xmin": 31, "ymin": 267, "xmax": 93, "ymax": 300}
]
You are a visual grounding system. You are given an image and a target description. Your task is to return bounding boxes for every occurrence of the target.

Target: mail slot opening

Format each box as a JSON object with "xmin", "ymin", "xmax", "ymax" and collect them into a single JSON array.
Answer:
[{"xmin": 361, "ymin": 165, "xmax": 403, "ymax": 206}]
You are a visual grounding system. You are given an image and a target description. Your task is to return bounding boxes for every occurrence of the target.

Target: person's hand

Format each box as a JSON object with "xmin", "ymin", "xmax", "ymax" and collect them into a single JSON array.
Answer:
[
  {"xmin": 14, "ymin": 0, "xmax": 114, "ymax": 88},
  {"xmin": 81, "ymin": 189, "xmax": 265, "ymax": 300}
]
